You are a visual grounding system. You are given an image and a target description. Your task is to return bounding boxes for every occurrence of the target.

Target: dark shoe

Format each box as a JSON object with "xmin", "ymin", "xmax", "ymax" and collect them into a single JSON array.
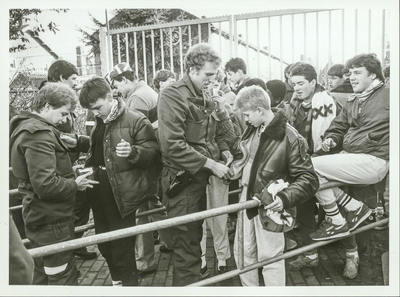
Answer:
[
  {"xmin": 346, "ymin": 203, "xmax": 372, "ymax": 231},
  {"xmin": 309, "ymin": 217, "xmax": 350, "ymax": 241},
  {"xmin": 138, "ymin": 267, "xmax": 156, "ymax": 276},
  {"xmin": 74, "ymin": 247, "xmax": 97, "ymax": 260},
  {"xmin": 217, "ymin": 265, "xmax": 227, "ymax": 274},
  {"xmin": 200, "ymin": 266, "xmax": 209, "ymax": 279},
  {"xmin": 289, "ymin": 254, "xmax": 319, "ymax": 270},
  {"xmin": 285, "ymin": 238, "xmax": 298, "ymax": 251},
  {"xmin": 159, "ymin": 245, "xmax": 172, "ymax": 253}
]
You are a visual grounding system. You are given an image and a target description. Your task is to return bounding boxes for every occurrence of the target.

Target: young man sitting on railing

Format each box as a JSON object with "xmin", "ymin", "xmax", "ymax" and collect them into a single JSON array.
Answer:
[
  {"xmin": 229, "ymin": 85, "xmax": 319, "ymax": 286},
  {"xmin": 310, "ymin": 53, "xmax": 389, "ymax": 278}
]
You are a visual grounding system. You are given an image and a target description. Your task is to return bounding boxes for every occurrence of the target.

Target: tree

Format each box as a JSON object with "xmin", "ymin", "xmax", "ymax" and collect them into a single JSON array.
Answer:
[
  {"xmin": 79, "ymin": 9, "xmax": 211, "ymax": 83},
  {"xmin": 9, "ymin": 9, "xmax": 68, "ymax": 53}
]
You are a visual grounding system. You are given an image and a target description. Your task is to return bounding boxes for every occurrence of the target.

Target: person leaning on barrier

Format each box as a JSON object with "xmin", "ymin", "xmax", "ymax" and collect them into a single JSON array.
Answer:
[
  {"xmin": 9, "ymin": 82, "xmax": 98, "ymax": 286},
  {"xmin": 229, "ymin": 85, "xmax": 319, "ymax": 286},
  {"xmin": 309, "ymin": 53, "xmax": 389, "ymax": 279},
  {"xmin": 157, "ymin": 43, "xmax": 234, "ymax": 286},
  {"xmin": 77, "ymin": 76, "xmax": 162, "ymax": 286}
]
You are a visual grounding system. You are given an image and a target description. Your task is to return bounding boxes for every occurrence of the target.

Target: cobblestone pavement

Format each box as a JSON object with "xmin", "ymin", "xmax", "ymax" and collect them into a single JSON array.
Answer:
[{"xmin": 76, "ymin": 217, "xmax": 389, "ymax": 287}]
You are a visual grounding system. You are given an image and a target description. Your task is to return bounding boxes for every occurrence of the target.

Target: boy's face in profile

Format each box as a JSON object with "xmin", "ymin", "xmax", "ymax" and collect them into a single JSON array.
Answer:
[
  {"xmin": 88, "ymin": 94, "xmax": 114, "ymax": 120},
  {"xmin": 328, "ymin": 75, "xmax": 345, "ymax": 91}
]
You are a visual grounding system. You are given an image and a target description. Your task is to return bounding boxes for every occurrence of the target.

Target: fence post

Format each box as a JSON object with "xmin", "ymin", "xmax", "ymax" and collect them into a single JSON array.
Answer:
[{"xmin": 99, "ymin": 27, "xmax": 109, "ymax": 77}]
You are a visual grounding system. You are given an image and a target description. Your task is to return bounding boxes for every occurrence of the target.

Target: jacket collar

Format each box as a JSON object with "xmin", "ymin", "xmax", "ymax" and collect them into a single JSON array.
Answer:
[
  {"xmin": 242, "ymin": 109, "xmax": 287, "ymax": 141},
  {"xmin": 126, "ymin": 80, "xmax": 145, "ymax": 99}
]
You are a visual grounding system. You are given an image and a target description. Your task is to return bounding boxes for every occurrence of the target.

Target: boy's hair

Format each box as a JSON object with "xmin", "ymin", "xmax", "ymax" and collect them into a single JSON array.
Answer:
[
  {"xmin": 289, "ymin": 62, "xmax": 317, "ymax": 82},
  {"xmin": 47, "ymin": 60, "xmax": 78, "ymax": 82},
  {"xmin": 153, "ymin": 70, "xmax": 176, "ymax": 89},
  {"xmin": 32, "ymin": 82, "xmax": 77, "ymax": 112},
  {"xmin": 383, "ymin": 66, "xmax": 390, "ymax": 79},
  {"xmin": 235, "ymin": 85, "xmax": 271, "ymax": 111},
  {"xmin": 345, "ymin": 53, "xmax": 384, "ymax": 82},
  {"xmin": 242, "ymin": 78, "xmax": 267, "ymax": 91},
  {"xmin": 327, "ymin": 64, "xmax": 345, "ymax": 78},
  {"xmin": 284, "ymin": 63, "xmax": 293, "ymax": 82},
  {"xmin": 184, "ymin": 43, "xmax": 221, "ymax": 74},
  {"xmin": 79, "ymin": 76, "xmax": 111, "ymax": 108},
  {"xmin": 266, "ymin": 80, "xmax": 287, "ymax": 101},
  {"xmin": 225, "ymin": 57, "xmax": 247, "ymax": 74}
]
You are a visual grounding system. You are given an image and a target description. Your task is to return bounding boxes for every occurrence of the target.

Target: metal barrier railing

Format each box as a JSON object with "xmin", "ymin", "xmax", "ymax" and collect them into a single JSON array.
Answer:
[{"xmin": 188, "ymin": 218, "xmax": 389, "ymax": 286}]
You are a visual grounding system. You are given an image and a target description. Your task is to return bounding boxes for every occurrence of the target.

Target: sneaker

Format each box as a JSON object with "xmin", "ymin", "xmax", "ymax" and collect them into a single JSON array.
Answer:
[
  {"xmin": 374, "ymin": 212, "xmax": 389, "ymax": 230},
  {"xmin": 74, "ymin": 247, "xmax": 97, "ymax": 260},
  {"xmin": 217, "ymin": 265, "xmax": 227, "ymax": 274},
  {"xmin": 343, "ymin": 253, "xmax": 359, "ymax": 279},
  {"xmin": 346, "ymin": 203, "xmax": 372, "ymax": 231},
  {"xmin": 309, "ymin": 218, "xmax": 350, "ymax": 241},
  {"xmin": 289, "ymin": 254, "xmax": 319, "ymax": 270},
  {"xmin": 199, "ymin": 266, "xmax": 209, "ymax": 279}
]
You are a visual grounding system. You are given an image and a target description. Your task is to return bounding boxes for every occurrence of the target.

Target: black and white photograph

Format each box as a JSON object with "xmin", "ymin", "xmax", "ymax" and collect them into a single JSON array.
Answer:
[{"xmin": 3, "ymin": 0, "xmax": 399, "ymax": 296}]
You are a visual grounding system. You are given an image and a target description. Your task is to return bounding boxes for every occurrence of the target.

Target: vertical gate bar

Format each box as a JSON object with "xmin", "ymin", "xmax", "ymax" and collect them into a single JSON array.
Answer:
[
  {"xmin": 245, "ymin": 19, "xmax": 249, "ymax": 74},
  {"xmin": 99, "ymin": 27, "xmax": 108, "ymax": 76},
  {"xmin": 179, "ymin": 26, "xmax": 183, "ymax": 78},
  {"xmin": 160, "ymin": 29, "xmax": 164, "ymax": 69},
  {"xmin": 208, "ymin": 23, "xmax": 211, "ymax": 43},
  {"xmin": 368, "ymin": 9, "xmax": 371, "ymax": 53},
  {"xmin": 169, "ymin": 27, "xmax": 174, "ymax": 73},
  {"xmin": 125, "ymin": 33, "xmax": 129, "ymax": 65},
  {"xmin": 268, "ymin": 17, "xmax": 271, "ymax": 80},
  {"xmin": 198, "ymin": 23, "xmax": 201, "ymax": 43},
  {"xmin": 142, "ymin": 31, "xmax": 147, "ymax": 83},
  {"xmin": 188, "ymin": 25, "xmax": 192, "ymax": 47},
  {"xmin": 108, "ymin": 33, "xmax": 113, "ymax": 70},
  {"xmin": 291, "ymin": 14, "xmax": 294, "ymax": 62},
  {"xmin": 229, "ymin": 15, "xmax": 234, "ymax": 58},
  {"xmin": 382, "ymin": 9, "xmax": 386, "ymax": 63},
  {"xmin": 303, "ymin": 13, "xmax": 306, "ymax": 62},
  {"xmin": 342, "ymin": 10, "xmax": 345, "ymax": 62},
  {"xmin": 257, "ymin": 18, "xmax": 260, "ymax": 78},
  {"xmin": 117, "ymin": 34, "xmax": 121, "ymax": 63},
  {"xmin": 234, "ymin": 17, "xmax": 238, "ymax": 56},
  {"xmin": 355, "ymin": 10, "xmax": 358, "ymax": 55},
  {"xmin": 134, "ymin": 32, "xmax": 139, "ymax": 79},
  {"xmin": 316, "ymin": 12, "xmax": 319, "ymax": 76},
  {"xmin": 151, "ymin": 29, "xmax": 156, "ymax": 79},
  {"xmin": 218, "ymin": 22, "xmax": 222, "ymax": 55},
  {"xmin": 279, "ymin": 15, "xmax": 283, "ymax": 79},
  {"xmin": 329, "ymin": 11, "xmax": 332, "ymax": 66}
]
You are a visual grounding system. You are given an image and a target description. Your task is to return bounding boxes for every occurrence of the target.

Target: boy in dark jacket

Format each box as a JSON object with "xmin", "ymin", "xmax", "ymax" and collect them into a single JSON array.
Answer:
[
  {"xmin": 10, "ymin": 83, "xmax": 98, "ymax": 285},
  {"xmin": 230, "ymin": 85, "xmax": 319, "ymax": 286},
  {"xmin": 78, "ymin": 77, "xmax": 162, "ymax": 286}
]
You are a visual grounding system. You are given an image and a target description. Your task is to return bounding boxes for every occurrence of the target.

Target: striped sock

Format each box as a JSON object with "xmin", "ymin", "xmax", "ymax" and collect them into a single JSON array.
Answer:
[
  {"xmin": 338, "ymin": 192, "xmax": 361, "ymax": 211},
  {"xmin": 324, "ymin": 204, "xmax": 345, "ymax": 225}
]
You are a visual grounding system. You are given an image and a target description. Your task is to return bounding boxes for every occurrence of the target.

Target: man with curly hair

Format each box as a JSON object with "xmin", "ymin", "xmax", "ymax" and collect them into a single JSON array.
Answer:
[{"xmin": 158, "ymin": 43, "xmax": 235, "ymax": 286}]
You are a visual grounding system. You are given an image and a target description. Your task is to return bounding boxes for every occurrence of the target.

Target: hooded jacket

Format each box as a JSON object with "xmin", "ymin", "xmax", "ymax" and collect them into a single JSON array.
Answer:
[
  {"xmin": 83, "ymin": 98, "xmax": 162, "ymax": 218},
  {"xmin": 10, "ymin": 111, "xmax": 77, "ymax": 227},
  {"xmin": 230, "ymin": 110, "xmax": 319, "ymax": 219}
]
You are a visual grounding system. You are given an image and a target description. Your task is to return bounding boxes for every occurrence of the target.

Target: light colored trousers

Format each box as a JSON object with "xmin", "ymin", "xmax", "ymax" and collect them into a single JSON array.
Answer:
[
  {"xmin": 233, "ymin": 186, "xmax": 285, "ymax": 286},
  {"xmin": 312, "ymin": 151, "xmax": 389, "ymax": 206},
  {"xmin": 200, "ymin": 175, "xmax": 231, "ymax": 263}
]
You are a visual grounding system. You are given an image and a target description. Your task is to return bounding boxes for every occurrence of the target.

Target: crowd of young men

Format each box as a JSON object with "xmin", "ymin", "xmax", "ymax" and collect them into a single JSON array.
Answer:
[{"xmin": 9, "ymin": 42, "xmax": 390, "ymax": 287}]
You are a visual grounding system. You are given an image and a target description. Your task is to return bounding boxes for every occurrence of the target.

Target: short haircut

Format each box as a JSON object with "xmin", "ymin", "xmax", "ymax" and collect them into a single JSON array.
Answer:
[
  {"xmin": 242, "ymin": 78, "xmax": 267, "ymax": 91},
  {"xmin": 266, "ymin": 80, "xmax": 287, "ymax": 101},
  {"xmin": 225, "ymin": 57, "xmax": 247, "ymax": 74},
  {"xmin": 31, "ymin": 82, "xmax": 77, "ymax": 112},
  {"xmin": 289, "ymin": 62, "xmax": 317, "ymax": 82},
  {"xmin": 235, "ymin": 85, "xmax": 271, "ymax": 112},
  {"xmin": 327, "ymin": 64, "xmax": 345, "ymax": 78},
  {"xmin": 47, "ymin": 60, "xmax": 78, "ymax": 82},
  {"xmin": 79, "ymin": 76, "xmax": 111, "ymax": 108},
  {"xmin": 153, "ymin": 70, "xmax": 176, "ymax": 89},
  {"xmin": 184, "ymin": 43, "xmax": 221, "ymax": 74},
  {"xmin": 345, "ymin": 53, "xmax": 384, "ymax": 82},
  {"xmin": 383, "ymin": 66, "xmax": 390, "ymax": 79}
]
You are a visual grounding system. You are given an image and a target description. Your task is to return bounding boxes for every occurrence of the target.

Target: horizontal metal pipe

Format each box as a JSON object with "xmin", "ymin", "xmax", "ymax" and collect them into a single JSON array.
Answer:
[
  {"xmin": 188, "ymin": 217, "xmax": 389, "ymax": 286},
  {"xmin": 28, "ymin": 200, "xmax": 260, "ymax": 258}
]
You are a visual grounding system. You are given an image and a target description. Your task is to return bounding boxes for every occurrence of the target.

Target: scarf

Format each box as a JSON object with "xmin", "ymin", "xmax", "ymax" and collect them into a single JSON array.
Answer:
[
  {"xmin": 103, "ymin": 99, "xmax": 120, "ymax": 124},
  {"xmin": 347, "ymin": 79, "xmax": 384, "ymax": 102},
  {"xmin": 289, "ymin": 84, "xmax": 337, "ymax": 151}
]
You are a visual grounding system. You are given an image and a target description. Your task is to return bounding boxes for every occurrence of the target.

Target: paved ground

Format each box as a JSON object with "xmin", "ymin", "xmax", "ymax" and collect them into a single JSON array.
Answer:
[{"xmin": 75, "ymin": 216, "xmax": 389, "ymax": 287}]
